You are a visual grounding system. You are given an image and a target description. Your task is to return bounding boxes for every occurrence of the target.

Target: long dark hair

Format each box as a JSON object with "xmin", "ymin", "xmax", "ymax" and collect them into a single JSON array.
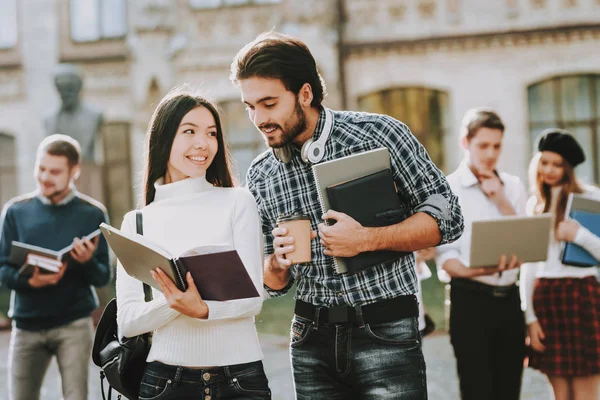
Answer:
[{"xmin": 140, "ymin": 87, "xmax": 234, "ymax": 206}]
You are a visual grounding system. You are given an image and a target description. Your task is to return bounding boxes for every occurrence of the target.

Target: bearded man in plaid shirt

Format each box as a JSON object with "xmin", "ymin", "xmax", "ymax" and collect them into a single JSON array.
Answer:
[{"xmin": 231, "ymin": 32, "xmax": 464, "ymax": 400}]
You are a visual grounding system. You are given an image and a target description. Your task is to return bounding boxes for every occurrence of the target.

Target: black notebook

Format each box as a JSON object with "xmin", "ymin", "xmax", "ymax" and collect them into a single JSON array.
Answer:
[{"xmin": 326, "ymin": 168, "xmax": 409, "ymax": 274}]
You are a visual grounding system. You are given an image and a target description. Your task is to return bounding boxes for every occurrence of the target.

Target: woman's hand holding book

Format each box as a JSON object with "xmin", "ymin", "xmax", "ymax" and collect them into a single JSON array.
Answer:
[{"xmin": 151, "ymin": 268, "xmax": 209, "ymax": 319}]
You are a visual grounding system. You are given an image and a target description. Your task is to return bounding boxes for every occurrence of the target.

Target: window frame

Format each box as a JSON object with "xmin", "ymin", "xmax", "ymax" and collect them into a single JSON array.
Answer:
[
  {"xmin": 527, "ymin": 74, "xmax": 600, "ymax": 184},
  {"xmin": 69, "ymin": 0, "xmax": 128, "ymax": 44},
  {"xmin": 189, "ymin": 0, "xmax": 280, "ymax": 9},
  {"xmin": 0, "ymin": 132, "xmax": 17, "ymax": 208},
  {"xmin": 357, "ymin": 86, "xmax": 450, "ymax": 172},
  {"xmin": 0, "ymin": 0, "xmax": 18, "ymax": 49}
]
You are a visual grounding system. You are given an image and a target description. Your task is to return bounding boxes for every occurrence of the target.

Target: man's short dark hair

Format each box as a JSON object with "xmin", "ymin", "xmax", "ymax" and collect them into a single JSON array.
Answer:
[
  {"xmin": 460, "ymin": 108, "xmax": 505, "ymax": 140},
  {"xmin": 230, "ymin": 31, "xmax": 327, "ymax": 107},
  {"xmin": 37, "ymin": 134, "xmax": 81, "ymax": 167}
]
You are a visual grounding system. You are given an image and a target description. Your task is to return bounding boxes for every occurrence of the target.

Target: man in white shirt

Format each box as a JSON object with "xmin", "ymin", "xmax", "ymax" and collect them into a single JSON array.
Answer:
[{"xmin": 436, "ymin": 108, "xmax": 527, "ymax": 400}]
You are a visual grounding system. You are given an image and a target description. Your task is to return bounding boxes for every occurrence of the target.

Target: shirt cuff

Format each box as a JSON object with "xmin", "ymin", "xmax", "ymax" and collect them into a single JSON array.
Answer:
[
  {"xmin": 264, "ymin": 279, "xmax": 294, "ymax": 298},
  {"xmin": 414, "ymin": 194, "xmax": 452, "ymax": 221},
  {"xmin": 525, "ymin": 309, "xmax": 538, "ymax": 325}
]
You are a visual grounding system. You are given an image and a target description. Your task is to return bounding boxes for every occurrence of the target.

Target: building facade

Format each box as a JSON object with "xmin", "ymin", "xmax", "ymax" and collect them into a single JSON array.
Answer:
[{"xmin": 0, "ymin": 0, "xmax": 599, "ymax": 226}]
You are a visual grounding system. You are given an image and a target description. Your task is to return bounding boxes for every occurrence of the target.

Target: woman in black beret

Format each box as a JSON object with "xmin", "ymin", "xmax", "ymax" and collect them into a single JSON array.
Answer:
[{"xmin": 521, "ymin": 129, "xmax": 600, "ymax": 400}]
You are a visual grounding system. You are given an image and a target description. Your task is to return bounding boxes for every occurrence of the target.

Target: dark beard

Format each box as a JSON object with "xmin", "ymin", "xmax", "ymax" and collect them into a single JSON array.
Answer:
[{"xmin": 266, "ymin": 100, "xmax": 307, "ymax": 149}]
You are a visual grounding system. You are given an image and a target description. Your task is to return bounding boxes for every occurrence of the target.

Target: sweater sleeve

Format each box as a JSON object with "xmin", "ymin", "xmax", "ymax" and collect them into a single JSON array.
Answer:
[
  {"xmin": 573, "ymin": 226, "xmax": 600, "ymax": 263},
  {"xmin": 0, "ymin": 204, "xmax": 32, "ymax": 291},
  {"xmin": 116, "ymin": 211, "xmax": 180, "ymax": 338},
  {"xmin": 204, "ymin": 189, "xmax": 264, "ymax": 321},
  {"xmin": 78, "ymin": 208, "xmax": 111, "ymax": 287}
]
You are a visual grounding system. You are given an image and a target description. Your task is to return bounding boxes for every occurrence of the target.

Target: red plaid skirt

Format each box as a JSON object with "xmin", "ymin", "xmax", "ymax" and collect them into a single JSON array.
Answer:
[{"xmin": 528, "ymin": 276, "xmax": 600, "ymax": 377}]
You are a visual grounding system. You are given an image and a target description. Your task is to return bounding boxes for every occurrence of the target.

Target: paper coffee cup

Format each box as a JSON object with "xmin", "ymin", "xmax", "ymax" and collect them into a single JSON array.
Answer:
[{"xmin": 276, "ymin": 214, "xmax": 312, "ymax": 264}]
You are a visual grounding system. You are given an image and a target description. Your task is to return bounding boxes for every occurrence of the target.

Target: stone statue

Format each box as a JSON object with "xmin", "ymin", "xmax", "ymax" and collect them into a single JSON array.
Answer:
[{"xmin": 44, "ymin": 64, "xmax": 103, "ymax": 162}]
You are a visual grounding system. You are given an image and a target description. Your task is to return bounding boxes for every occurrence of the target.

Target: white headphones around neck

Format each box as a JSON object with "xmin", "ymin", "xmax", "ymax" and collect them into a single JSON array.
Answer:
[{"xmin": 273, "ymin": 108, "xmax": 334, "ymax": 165}]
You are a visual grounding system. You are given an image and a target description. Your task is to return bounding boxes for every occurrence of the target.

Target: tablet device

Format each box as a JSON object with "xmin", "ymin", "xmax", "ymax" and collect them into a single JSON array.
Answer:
[{"xmin": 469, "ymin": 214, "xmax": 552, "ymax": 267}]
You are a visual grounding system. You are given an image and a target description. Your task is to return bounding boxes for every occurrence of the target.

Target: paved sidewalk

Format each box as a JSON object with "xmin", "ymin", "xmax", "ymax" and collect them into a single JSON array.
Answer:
[{"xmin": 0, "ymin": 329, "xmax": 553, "ymax": 399}]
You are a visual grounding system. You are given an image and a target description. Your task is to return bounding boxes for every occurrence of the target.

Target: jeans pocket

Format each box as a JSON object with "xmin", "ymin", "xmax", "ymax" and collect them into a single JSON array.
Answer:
[
  {"xmin": 230, "ymin": 365, "xmax": 271, "ymax": 398},
  {"xmin": 139, "ymin": 372, "xmax": 173, "ymax": 400},
  {"xmin": 364, "ymin": 317, "xmax": 420, "ymax": 347},
  {"xmin": 290, "ymin": 315, "xmax": 314, "ymax": 348}
]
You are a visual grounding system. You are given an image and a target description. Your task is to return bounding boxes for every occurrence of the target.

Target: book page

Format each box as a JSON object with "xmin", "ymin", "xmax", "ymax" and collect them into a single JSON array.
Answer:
[{"xmin": 180, "ymin": 244, "xmax": 233, "ymax": 257}]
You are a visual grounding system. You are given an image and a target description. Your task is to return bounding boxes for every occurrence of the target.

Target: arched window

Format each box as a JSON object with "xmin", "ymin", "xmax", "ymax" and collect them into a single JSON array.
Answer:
[
  {"xmin": 357, "ymin": 87, "xmax": 449, "ymax": 171},
  {"xmin": 0, "ymin": 132, "xmax": 17, "ymax": 208},
  {"xmin": 528, "ymin": 74, "xmax": 600, "ymax": 183},
  {"xmin": 219, "ymin": 100, "xmax": 266, "ymax": 184}
]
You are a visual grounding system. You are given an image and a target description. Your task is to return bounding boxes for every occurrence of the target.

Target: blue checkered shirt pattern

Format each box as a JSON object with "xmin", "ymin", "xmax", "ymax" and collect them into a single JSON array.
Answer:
[{"xmin": 246, "ymin": 108, "xmax": 464, "ymax": 307}]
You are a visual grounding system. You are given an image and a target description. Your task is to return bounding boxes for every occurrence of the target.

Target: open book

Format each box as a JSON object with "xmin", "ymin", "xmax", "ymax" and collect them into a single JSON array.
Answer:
[
  {"xmin": 100, "ymin": 223, "xmax": 260, "ymax": 301},
  {"xmin": 11, "ymin": 229, "xmax": 101, "ymax": 276}
]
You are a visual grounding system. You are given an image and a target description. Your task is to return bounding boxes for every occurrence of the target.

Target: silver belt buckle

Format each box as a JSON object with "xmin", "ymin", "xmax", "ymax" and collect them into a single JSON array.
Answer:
[{"xmin": 492, "ymin": 287, "xmax": 508, "ymax": 297}]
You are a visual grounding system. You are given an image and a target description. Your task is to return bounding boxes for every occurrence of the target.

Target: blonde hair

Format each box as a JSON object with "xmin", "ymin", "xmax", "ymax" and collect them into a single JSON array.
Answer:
[{"xmin": 528, "ymin": 152, "xmax": 584, "ymax": 232}]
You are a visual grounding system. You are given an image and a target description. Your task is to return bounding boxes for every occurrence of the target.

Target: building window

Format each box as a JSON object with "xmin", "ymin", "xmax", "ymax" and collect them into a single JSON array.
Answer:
[
  {"xmin": 70, "ymin": 0, "xmax": 127, "ymax": 43},
  {"xmin": 528, "ymin": 74, "xmax": 600, "ymax": 183},
  {"xmin": 189, "ymin": 0, "xmax": 279, "ymax": 8},
  {"xmin": 0, "ymin": 133, "xmax": 17, "ymax": 208},
  {"xmin": 357, "ymin": 87, "xmax": 450, "ymax": 171},
  {"xmin": 0, "ymin": 0, "xmax": 18, "ymax": 49},
  {"xmin": 101, "ymin": 122, "xmax": 133, "ymax": 227},
  {"xmin": 219, "ymin": 100, "xmax": 265, "ymax": 184}
]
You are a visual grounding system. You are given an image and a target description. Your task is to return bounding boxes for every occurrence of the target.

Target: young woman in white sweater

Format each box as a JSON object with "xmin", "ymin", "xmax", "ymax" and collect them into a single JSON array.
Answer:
[
  {"xmin": 115, "ymin": 87, "xmax": 270, "ymax": 399},
  {"xmin": 521, "ymin": 129, "xmax": 600, "ymax": 400}
]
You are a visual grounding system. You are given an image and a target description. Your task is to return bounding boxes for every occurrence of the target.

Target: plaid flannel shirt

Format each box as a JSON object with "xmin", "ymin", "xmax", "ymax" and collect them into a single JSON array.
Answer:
[{"xmin": 246, "ymin": 108, "xmax": 464, "ymax": 307}]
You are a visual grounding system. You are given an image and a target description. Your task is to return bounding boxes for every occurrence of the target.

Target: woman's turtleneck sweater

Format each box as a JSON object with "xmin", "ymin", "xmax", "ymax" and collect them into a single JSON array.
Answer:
[
  {"xmin": 115, "ymin": 176, "xmax": 264, "ymax": 367},
  {"xmin": 521, "ymin": 186, "xmax": 600, "ymax": 324}
]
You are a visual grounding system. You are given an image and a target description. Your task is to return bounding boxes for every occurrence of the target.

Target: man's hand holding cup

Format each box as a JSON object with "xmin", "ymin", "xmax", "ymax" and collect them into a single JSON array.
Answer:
[{"xmin": 272, "ymin": 214, "xmax": 315, "ymax": 269}]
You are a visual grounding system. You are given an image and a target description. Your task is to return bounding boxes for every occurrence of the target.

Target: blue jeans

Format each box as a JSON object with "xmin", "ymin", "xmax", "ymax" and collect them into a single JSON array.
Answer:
[
  {"xmin": 138, "ymin": 360, "xmax": 271, "ymax": 400},
  {"xmin": 290, "ymin": 315, "xmax": 427, "ymax": 399}
]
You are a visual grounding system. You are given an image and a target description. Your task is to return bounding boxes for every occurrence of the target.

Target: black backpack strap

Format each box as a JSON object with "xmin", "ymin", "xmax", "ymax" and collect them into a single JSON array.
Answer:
[{"xmin": 136, "ymin": 211, "xmax": 153, "ymax": 303}]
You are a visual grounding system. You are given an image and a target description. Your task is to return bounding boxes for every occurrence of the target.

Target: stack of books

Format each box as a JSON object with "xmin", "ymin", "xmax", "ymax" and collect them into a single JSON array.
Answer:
[
  {"xmin": 560, "ymin": 193, "xmax": 600, "ymax": 267},
  {"xmin": 10, "ymin": 229, "xmax": 101, "ymax": 276},
  {"xmin": 312, "ymin": 147, "xmax": 408, "ymax": 274}
]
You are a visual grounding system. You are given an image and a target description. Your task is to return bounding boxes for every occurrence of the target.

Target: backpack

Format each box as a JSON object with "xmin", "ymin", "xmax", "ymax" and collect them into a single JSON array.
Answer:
[{"xmin": 92, "ymin": 211, "xmax": 152, "ymax": 400}]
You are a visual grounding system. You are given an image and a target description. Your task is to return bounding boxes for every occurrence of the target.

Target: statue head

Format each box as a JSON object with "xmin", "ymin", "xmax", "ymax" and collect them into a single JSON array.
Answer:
[{"xmin": 53, "ymin": 64, "xmax": 83, "ymax": 111}]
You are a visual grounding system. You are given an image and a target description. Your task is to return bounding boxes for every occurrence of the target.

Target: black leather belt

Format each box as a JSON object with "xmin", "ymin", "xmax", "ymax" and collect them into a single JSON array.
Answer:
[
  {"xmin": 294, "ymin": 295, "xmax": 418, "ymax": 326},
  {"xmin": 451, "ymin": 278, "xmax": 517, "ymax": 298}
]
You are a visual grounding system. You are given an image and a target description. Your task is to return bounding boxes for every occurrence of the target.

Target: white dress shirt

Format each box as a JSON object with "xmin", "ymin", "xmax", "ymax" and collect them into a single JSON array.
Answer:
[{"xmin": 436, "ymin": 161, "xmax": 528, "ymax": 286}]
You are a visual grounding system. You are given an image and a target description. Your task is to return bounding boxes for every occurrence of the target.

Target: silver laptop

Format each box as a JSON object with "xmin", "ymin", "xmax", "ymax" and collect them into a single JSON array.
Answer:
[{"xmin": 469, "ymin": 214, "xmax": 552, "ymax": 267}]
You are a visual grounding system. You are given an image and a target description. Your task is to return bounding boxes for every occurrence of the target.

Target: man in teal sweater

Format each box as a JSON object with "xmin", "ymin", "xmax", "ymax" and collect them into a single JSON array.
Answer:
[{"xmin": 0, "ymin": 134, "xmax": 110, "ymax": 400}]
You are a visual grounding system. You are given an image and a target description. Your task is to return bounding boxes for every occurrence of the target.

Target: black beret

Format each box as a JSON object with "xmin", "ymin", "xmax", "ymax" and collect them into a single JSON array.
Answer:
[{"xmin": 536, "ymin": 129, "xmax": 585, "ymax": 167}]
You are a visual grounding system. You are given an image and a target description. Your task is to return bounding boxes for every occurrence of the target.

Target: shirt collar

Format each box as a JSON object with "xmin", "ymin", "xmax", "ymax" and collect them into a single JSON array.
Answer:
[
  {"xmin": 36, "ymin": 186, "xmax": 77, "ymax": 206},
  {"xmin": 457, "ymin": 161, "xmax": 505, "ymax": 188},
  {"xmin": 457, "ymin": 161, "xmax": 479, "ymax": 188}
]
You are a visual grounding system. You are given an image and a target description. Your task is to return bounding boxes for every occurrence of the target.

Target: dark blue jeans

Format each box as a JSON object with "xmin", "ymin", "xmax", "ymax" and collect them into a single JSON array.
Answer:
[
  {"xmin": 290, "ymin": 314, "xmax": 427, "ymax": 399},
  {"xmin": 138, "ymin": 360, "xmax": 271, "ymax": 400}
]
